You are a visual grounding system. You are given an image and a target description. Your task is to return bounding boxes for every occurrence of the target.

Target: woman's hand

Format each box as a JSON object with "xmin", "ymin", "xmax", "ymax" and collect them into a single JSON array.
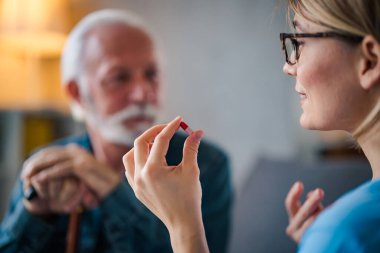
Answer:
[
  {"xmin": 285, "ymin": 181, "xmax": 324, "ymax": 243},
  {"xmin": 123, "ymin": 116, "xmax": 209, "ymax": 253}
]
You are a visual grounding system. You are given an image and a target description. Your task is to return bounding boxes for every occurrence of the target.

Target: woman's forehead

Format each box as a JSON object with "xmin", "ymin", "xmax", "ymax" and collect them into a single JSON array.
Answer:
[{"xmin": 293, "ymin": 14, "xmax": 325, "ymax": 32}]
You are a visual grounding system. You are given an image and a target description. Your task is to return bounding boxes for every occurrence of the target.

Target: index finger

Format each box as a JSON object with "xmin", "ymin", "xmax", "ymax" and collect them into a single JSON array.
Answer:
[
  {"xmin": 285, "ymin": 181, "xmax": 304, "ymax": 219},
  {"xmin": 134, "ymin": 124, "xmax": 167, "ymax": 169},
  {"xmin": 123, "ymin": 148, "xmax": 136, "ymax": 189},
  {"xmin": 21, "ymin": 147, "xmax": 70, "ymax": 180},
  {"xmin": 32, "ymin": 160, "xmax": 74, "ymax": 183},
  {"xmin": 148, "ymin": 116, "xmax": 182, "ymax": 165},
  {"xmin": 289, "ymin": 189, "xmax": 324, "ymax": 231}
]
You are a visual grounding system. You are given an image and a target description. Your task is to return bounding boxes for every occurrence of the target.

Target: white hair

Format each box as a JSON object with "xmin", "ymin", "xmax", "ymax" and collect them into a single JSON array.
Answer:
[{"xmin": 61, "ymin": 9, "xmax": 159, "ymax": 121}]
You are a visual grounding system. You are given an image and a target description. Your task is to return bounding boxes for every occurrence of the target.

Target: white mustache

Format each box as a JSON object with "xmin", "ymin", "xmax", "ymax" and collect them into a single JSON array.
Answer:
[{"xmin": 105, "ymin": 104, "xmax": 158, "ymax": 125}]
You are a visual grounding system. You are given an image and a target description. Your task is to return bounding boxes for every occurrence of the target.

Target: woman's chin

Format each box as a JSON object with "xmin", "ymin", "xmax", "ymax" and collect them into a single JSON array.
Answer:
[
  {"xmin": 300, "ymin": 116, "xmax": 335, "ymax": 131},
  {"xmin": 299, "ymin": 115, "xmax": 318, "ymax": 130}
]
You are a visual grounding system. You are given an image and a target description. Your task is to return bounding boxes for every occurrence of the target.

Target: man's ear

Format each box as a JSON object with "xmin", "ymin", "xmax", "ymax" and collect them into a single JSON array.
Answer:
[
  {"xmin": 65, "ymin": 80, "xmax": 82, "ymax": 104},
  {"xmin": 359, "ymin": 35, "xmax": 380, "ymax": 90}
]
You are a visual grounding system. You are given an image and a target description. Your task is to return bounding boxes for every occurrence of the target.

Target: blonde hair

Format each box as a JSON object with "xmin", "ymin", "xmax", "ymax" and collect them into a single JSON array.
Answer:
[{"xmin": 287, "ymin": 0, "xmax": 380, "ymax": 138}]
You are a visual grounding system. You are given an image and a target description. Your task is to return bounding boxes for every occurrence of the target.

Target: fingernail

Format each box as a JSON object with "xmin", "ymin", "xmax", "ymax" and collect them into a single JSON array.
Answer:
[
  {"xmin": 193, "ymin": 131, "xmax": 204, "ymax": 142},
  {"xmin": 294, "ymin": 181, "xmax": 302, "ymax": 190},
  {"xmin": 314, "ymin": 189, "xmax": 323, "ymax": 198}
]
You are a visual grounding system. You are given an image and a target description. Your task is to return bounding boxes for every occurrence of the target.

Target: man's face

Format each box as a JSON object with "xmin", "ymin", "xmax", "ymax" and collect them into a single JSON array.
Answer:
[{"xmin": 79, "ymin": 23, "xmax": 161, "ymax": 145}]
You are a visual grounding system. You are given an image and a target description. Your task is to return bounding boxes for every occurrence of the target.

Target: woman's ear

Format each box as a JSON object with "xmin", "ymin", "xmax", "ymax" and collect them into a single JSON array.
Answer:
[
  {"xmin": 65, "ymin": 80, "xmax": 82, "ymax": 104},
  {"xmin": 359, "ymin": 35, "xmax": 380, "ymax": 90}
]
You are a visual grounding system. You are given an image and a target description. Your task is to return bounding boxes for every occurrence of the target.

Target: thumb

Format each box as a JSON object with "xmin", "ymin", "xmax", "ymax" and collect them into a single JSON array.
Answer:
[{"xmin": 183, "ymin": 130, "xmax": 204, "ymax": 167}]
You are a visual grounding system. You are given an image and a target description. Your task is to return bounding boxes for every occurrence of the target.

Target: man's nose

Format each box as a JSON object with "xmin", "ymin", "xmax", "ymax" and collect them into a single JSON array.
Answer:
[{"xmin": 129, "ymin": 82, "xmax": 148, "ymax": 103}]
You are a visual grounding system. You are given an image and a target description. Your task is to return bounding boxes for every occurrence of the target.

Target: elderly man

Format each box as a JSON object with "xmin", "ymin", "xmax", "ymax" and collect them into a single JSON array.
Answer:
[{"xmin": 0, "ymin": 9, "xmax": 232, "ymax": 253}]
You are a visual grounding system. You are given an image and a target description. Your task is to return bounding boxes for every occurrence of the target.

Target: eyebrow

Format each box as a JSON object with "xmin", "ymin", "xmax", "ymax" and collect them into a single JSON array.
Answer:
[{"xmin": 292, "ymin": 20, "xmax": 305, "ymax": 32}]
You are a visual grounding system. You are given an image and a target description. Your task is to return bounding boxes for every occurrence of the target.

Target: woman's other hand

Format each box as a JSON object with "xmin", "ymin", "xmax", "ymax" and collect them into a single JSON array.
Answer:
[{"xmin": 285, "ymin": 181, "xmax": 325, "ymax": 243}]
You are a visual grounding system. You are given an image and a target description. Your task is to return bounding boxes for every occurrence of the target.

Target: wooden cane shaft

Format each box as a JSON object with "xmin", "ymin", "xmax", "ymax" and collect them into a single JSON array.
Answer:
[{"xmin": 66, "ymin": 211, "xmax": 81, "ymax": 253}]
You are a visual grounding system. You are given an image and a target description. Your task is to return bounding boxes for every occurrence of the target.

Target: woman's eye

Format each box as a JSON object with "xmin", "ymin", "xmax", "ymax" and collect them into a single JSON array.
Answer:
[
  {"xmin": 297, "ymin": 39, "xmax": 305, "ymax": 47},
  {"xmin": 291, "ymin": 39, "xmax": 305, "ymax": 53}
]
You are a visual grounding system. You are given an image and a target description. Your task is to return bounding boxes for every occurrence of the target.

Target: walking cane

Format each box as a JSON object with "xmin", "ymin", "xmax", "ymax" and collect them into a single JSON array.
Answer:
[
  {"xmin": 24, "ymin": 186, "xmax": 82, "ymax": 253},
  {"xmin": 66, "ymin": 209, "xmax": 82, "ymax": 253},
  {"xmin": 25, "ymin": 186, "xmax": 83, "ymax": 253}
]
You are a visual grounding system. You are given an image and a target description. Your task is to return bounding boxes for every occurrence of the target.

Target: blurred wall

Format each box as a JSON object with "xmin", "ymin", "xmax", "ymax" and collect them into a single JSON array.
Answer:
[
  {"xmin": 90, "ymin": 0, "xmax": 315, "ymax": 192},
  {"xmin": 0, "ymin": 112, "xmax": 23, "ymax": 217}
]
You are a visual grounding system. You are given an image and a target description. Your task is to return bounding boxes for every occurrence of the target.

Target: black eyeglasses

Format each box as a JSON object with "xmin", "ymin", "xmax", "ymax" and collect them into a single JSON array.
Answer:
[{"xmin": 280, "ymin": 32, "xmax": 363, "ymax": 65}]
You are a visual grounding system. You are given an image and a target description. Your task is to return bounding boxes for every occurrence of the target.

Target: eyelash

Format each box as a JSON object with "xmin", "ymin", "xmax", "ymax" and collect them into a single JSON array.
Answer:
[
  {"xmin": 293, "ymin": 39, "xmax": 305, "ymax": 50},
  {"xmin": 297, "ymin": 40, "xmax": 305, "ymax": 45}
]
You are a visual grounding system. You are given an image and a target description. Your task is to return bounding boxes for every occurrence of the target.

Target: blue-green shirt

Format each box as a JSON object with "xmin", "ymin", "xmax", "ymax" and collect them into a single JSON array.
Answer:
[
  {"xmin": 298, "ymin": 179, "xmax": 380, "ymax": 253},
  {"xmin": 0, "ymin": 133, "xmax": 233, "ymax": 253}
]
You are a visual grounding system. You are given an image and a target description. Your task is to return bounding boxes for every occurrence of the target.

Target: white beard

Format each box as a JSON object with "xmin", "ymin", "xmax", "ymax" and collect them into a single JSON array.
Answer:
[{"xmin": 86, "ymin": 104, "xmax": 159, "ymax": 146}]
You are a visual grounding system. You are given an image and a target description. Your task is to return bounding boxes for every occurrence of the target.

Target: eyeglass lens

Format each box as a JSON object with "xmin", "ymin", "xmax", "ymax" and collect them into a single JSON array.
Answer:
[{"xmin": 284, "ymin": 37, "xmax": 297, "ymax": 64}]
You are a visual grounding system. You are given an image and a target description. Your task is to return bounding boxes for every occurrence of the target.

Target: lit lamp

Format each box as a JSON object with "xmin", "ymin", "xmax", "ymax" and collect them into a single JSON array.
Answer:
[{"xmin": 0, "ymin": 0, "xmax": 72, "ymax": 111}]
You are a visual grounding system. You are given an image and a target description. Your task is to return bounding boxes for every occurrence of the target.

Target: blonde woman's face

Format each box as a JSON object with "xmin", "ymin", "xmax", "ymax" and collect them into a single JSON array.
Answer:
[{"xmin": 283, "ymin": 14, "xmax": 369, "ymax": 132}]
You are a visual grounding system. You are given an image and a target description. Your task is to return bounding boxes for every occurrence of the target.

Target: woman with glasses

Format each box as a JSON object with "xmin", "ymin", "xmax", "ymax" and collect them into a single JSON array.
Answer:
[{"xmin": 123, "ymin": 0, "xmax": 380, "ymax": 252}]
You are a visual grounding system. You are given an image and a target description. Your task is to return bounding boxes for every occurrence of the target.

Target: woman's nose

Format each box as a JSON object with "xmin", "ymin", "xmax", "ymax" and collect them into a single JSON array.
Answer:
[{"xmin": 283, "ymin": 62, "xmax": 297, "ymax": 76}]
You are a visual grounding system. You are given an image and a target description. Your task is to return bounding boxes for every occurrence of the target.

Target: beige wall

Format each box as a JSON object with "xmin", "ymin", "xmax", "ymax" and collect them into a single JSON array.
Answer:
[{"xmin": 85, "ymin": 0, "xmax": 316, "ymax": 192}]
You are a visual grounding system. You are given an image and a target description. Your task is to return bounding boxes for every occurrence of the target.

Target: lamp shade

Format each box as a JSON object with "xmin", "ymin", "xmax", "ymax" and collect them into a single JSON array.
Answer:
[
  {"xmin": 2, "ymin": 0, "xmax": 70, "ymax": 31},
  {"xmin": 0, "ymin": 0, "xmax": 72, "ymax": 111}
]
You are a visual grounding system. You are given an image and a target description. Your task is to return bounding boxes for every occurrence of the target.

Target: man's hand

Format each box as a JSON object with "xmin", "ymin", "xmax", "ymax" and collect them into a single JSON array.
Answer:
[
  {"xmin": 285, "ymin": 181, "xmax": 324, "ymax": 243},
  {"xmin": 22, "ymin": 145, "xmax": 121, "ymax": 215}
]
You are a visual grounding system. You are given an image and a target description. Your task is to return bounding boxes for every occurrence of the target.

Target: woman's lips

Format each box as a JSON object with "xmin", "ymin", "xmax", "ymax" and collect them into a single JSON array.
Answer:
[
  {"xmin": 296, "ymin": 90, "xmax": 307, "ymax": 106},
  {"xmin": 298, "ymin": 92, "xmax": 307, "ymax": 99}
]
